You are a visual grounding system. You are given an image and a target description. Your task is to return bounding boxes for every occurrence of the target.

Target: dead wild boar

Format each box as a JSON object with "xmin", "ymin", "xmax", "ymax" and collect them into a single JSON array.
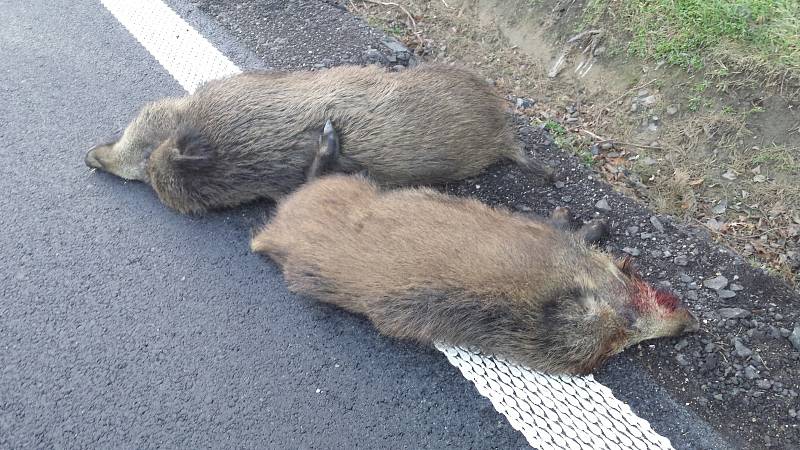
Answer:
[
  {"xmin": 84, "ymin": 64, "xmax": 550, "ymax": 214},
  {"xmin": 250, "ymin": 175, "xmax": 699, "ymax": 375}
]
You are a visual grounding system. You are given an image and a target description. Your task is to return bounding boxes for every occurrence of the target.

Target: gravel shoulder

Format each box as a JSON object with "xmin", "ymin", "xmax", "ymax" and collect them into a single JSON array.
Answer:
[
  {"xmin": 183, "ymin": 0, "xmax": 398, "ymax": 70},
  {"xmin": 445, "ymin": 120, "xmax": 800, "ymax": 449}
]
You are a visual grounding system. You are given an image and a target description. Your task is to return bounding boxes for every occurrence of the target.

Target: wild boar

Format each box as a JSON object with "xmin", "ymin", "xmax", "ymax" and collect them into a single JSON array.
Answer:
[
  {"xmin": 250, "ymin": 175, "xmax": 699, "ymax": 375},
  {"xmin": 85, "ymin": 64, "xmax": 550, "ymax": 214}
]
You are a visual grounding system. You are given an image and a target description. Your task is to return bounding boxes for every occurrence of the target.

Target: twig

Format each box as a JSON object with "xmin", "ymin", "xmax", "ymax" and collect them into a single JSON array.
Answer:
[
  {"xmin": 691, "ymin": 217, "xmax": 792, "ymax": 244},
  {"xmin": 360, "ymin": 0, "xmax": 416, "ymax": 27},
  {"xmin": 440, "ymin": 0, "xmax": 452, "ymax": 8},
  {"xmin": 359, "ymin": 0, "xmax": 424, "ymax": 52},
  {"xmin": 567, "ymin": 29, "xmax": 601, "ymax": 44},
  {"xmin": 614, "ymin": 141, "xmax": 663, "ymax": 151},
  {"xmin": 594, "ymin": 79, "xmax": 658, "ymax": 124},
  {"xmin": 578, "ymin": 129, "xmax": 663, "ymax": 151},
  {"xmin": 579, "ymin": 129, "xmax": 608, "ymax": 141}
]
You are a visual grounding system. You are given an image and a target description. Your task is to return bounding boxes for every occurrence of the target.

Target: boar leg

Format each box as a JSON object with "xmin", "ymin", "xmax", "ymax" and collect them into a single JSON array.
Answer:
[
  {"xmin": 577, "ymin": 219, "xmax": 609, "ymax": 244},
  {"xmin": 550, "ymin": 207, "xmax": 609, "ymax": 244},
  {"xmin": 508, "ymin": 148, "xmax": 556, "ymax": 184},
  {"xmin": 306, "ymin": 119, "xmax": 341, "ymax": 181},
  {"xmin": 85, "ymin": 97, "xmax": 188, "ymax": 181}
]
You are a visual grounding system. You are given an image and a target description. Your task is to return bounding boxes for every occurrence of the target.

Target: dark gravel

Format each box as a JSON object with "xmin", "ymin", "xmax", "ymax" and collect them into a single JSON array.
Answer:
[
  {"xmin": 181, "ymin": 0, "xmax": 411, "ymax": 70},
  {"xmin": 444, "ymin": 119, "xmax": 800, "ymax": 449}
]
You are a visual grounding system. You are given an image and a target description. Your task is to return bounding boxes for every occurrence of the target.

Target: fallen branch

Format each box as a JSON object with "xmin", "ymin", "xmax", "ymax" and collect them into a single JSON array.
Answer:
[
  {"xmin": 578, "ymin": 129, "xmax": 662, "ymax": 151},
  {"xmin": 614, "ymin": 141, "xmax": 663, "ymax": 151},
  {"xmin": 579, "ymin": 129, "xmax": 608, "ymax": 142}
]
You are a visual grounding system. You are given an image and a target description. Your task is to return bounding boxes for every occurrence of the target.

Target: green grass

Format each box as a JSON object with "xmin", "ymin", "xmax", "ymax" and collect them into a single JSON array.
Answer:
[
  {"xmin": 693, "ymin": 80, "xmax": 710, "ymax": 93},
  {"xmin": 750, "ymin": 145, "xmax": 800, "ymax": 173},
  {"xmin": 543, "ymin": 119, "xmax": 567, "ymax": 137},
  {"xmin": 385, "ymin": 24, "xmax": 406, "ymax": 37},
  {"xmin": 365, "ymin": 16, "xmax": 406, "ymax": 38},
  {"xmin": 588, "ymin": 1, "xmax": 800, "ymax": 74}
]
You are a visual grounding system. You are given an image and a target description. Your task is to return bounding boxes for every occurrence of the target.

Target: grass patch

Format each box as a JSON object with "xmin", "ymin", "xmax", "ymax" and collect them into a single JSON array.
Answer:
[
  {"xmin": 587, "ymin": 1, "xmax": 800, "ymax": 75},
  {"xmin": 542, "ymin": 119, "xmax": 567, "ymax": 137},
  {"xmin": 749, "ymin": 145, "xmax": 800, "ymax": 173},
  {"xmin": 687, "ymin": 96, "xmax": 703, "ymax": 111}
]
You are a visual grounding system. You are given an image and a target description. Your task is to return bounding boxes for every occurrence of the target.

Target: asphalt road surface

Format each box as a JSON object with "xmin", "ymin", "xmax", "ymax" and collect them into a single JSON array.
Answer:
[{"xmin": 0, "ymin": 1, "xmax": 530, "ymax": 447}]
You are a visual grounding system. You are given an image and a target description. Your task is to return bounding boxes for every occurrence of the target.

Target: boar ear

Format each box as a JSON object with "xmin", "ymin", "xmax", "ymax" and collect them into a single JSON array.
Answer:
[
  {"xmin": 170, "ymin": 127, "xmax": 215, "ymax": 173},
  {"xmin": 175, "ymin": 127, "xmax": 213, "ymax": 159},
  {"xmin": 615, "ymin": 255, "xmax": 635, "ymax": 276}
]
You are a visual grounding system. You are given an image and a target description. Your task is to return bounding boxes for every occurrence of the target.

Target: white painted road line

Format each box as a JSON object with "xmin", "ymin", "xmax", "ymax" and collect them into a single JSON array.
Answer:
[
  {"xmin": 99, "ymin": 0, "xmax": 674, "ymax": 448},
  {"xmin": 100, "ymin": 0, "xmax": 240, "ymax": 92}
]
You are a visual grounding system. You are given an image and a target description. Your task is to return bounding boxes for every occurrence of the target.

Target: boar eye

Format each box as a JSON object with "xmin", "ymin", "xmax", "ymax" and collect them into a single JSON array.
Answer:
[{"xmin": 620, "ymin": 308, "xmax": 637, "ymax": 328}]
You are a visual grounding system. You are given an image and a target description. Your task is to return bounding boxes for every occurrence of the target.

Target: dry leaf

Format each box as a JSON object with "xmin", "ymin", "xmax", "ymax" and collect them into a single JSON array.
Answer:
[
  {"xmin": 706, "ymin": 218, "xmax": 723, "ymax": 232},
  {"xmin": 769, "ymin": 201, "xmax": 787, "ymax": 217},
  {"xmin": 673, "ymin": 169, "xmax": 690, "ymax": 184}
]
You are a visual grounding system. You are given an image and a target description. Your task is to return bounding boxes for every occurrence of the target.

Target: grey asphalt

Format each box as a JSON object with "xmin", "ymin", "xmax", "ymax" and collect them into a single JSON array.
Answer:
[{"xmin": 0, "ymin": 1, "xmax": 528, "ymax": 448}]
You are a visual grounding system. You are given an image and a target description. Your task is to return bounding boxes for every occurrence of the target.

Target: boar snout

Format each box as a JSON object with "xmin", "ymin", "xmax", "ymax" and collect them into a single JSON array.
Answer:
[
  {"xmin": 683, "ymin": 310, "xmax": 701, "ymax": 333},
  {"xmin": 85, "ymin": 144, "xmax": 106, "ymax": 169},
  {"xmin": 84, "ymin": 129, "xmax": 150, "ymax": 181},
  {"xmin": 86, "ymin": 129, "xmax": 125, "ymax": 170}
]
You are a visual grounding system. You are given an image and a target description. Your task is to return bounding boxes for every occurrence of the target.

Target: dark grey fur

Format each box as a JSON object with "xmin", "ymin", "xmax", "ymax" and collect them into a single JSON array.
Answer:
[
  {"xmin": 251, "ymin": 175, "xmax": 699, "ymax": 375},
  {"xmin": 85, "ymin": 64, "xmax": 550, "ymax": 214}
]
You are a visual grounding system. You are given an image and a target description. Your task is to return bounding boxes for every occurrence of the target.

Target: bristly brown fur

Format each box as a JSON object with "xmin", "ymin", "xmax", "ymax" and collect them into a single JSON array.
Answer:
[
  {"xmin": 85, "ymin": 64, "xmax": 551, "ymax": 214},
  {"xmin": 251, "ymin": 175, "xmax": 699, "ymax": 375}
]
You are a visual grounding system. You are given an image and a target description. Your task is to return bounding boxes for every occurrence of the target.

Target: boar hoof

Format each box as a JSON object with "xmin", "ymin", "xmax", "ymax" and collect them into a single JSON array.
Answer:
[
  {"xmin": 319, "ymin": 119, "xmax": 339, "ymax": 159},
  {"xmin": 578, "ymin": 218, "xmax": 609, "ymax": 244},
  {"xmin": 549, "ymin": 206, "xmax": 573, "ymax": 230},
  {"xmin": 307, "ymin": 119, "xmax": 341, "ymax": 181}
]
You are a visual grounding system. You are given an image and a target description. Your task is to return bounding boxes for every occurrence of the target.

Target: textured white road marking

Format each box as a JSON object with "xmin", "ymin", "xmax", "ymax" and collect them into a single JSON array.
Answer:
[
  {"xmin": 101, "ymin": 0, "xmax": 240, "ymax": 92},
  {"xmin": 100, "ymin": 1, "xmax": 674, "ymax": 448}
]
